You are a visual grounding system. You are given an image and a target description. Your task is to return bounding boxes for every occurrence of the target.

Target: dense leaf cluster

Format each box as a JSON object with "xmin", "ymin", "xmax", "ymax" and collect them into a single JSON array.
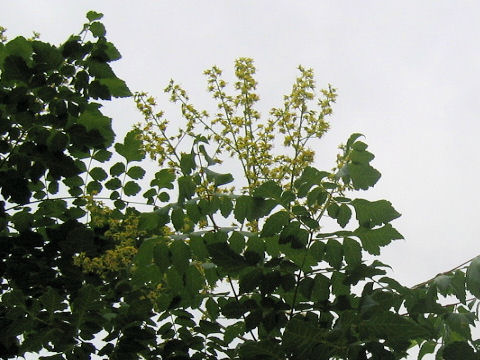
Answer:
[{"xmin": 1, "ymin": 11, "xmax": 480, "ymax": 360}]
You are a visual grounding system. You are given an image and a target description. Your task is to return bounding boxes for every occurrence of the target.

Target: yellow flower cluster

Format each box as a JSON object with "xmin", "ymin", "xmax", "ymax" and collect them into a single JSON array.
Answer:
[
  {"xmin": 74, "ymin": 197, "xmax": 145, "ymax": 276},
  {"xmin": 134, "ymin": 58, "xmax": 337, "ymax": 195}
]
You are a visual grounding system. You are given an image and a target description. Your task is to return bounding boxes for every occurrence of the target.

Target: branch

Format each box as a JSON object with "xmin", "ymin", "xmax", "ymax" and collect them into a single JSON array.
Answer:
[{"xmin": 411, "ymin": 256, "xmax": 477, "ymax": 289}]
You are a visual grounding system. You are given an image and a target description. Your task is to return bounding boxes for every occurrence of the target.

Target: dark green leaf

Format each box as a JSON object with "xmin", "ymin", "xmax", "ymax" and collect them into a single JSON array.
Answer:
[
  {"xmin": 261, "ymin": 211, "xmax": 290, "ymax": 237},
  {"xmin": 207, "ymin": 242, "xmax": 247, "ymax": 272},
  {"xmin": 348, "ymin": 163, "xmax": 381, "ymax": 190},
  {"xmin": 325, "ymin": 239, "xmax": 343, "ymax": 269},
  {"xmin": 239, "ymin": 268, "xmax": 263, "ymax": 294},
  {"xmin": 153, "ymin": 242, "xmax": 170, "ymax": 273},
  {"xmin": 89, "ymin": 167, "xmax": 108, "ymax": 181},
  {"xmin": 198, "ymin": 320, "xmax": 221, "ymax": 335},
  {"xmin": 343, "ymin": 238, "xmax": 362, "ymax": 267},
  {"xmin": 359, "ymin": 312, "xmax": 429, "ymax": 341},
  {"xmin": 105, "ymin": 177, "xmax": 122, "ymax": 190},
  {"xmin": 170, "ymin": 240, "xmax": 190, "ymax": 274},
  {"xmin": 337, "ymin": 203, "xmax": 352, "ymax": 228},
  {"xmin": 98, "ymin": 78, "xmax": 131, "ymax": 97},
  {"xmin": 110, "ymin": 162, "xmax": 125, "ymax": 176},
  {"xmin": 180, "ymin": 152, "xmax": 196, "ymax": 175},
  {"xmin": 152, "ymin": 169, "xmax": 176, "ymax": 189},
  {"xmin": 136, "ymin": 237, "xmax": 158, "ymax": 267},
  {"xmin": 346, "ymin": 133, "xmax": 364, "ymax": 149},
  {"xmin": 190, "ymin": 236, "xmax": 208, "ymax": 262},
  {"xmin": 466, "ymin": 256, "xmax": 480, "ymax": 299},
  {"xmin": 254, "ymin": 180, "xmax": 282, "ymax": 199},
  {"xmin": 123, "ymin": 181, "xmax": 141, "ymax": 196},
  {"xmin": 224, "ymin": 322, "xmax": 245, "ymax": 344},
  {"xmin": 354, "ymin": 224, "xmax": 403, "ymax": 255},
  {"xmin": 352, "ymin": 199, "xmax": 401, "ymax": 228},
  {"xmin": 311, "ymin": 274, "xmax": 330, "ymax": 302},
  {"xmin": 87, "ymin": 11, "xmax": 104, "ymax": 21},
  {"xmin": 78, "ymin": 104, "xmax": 115, "ymax": 146},
  {"xmin": 139, "ymin": 208, "xmax": 169, "ymax": 231},
  {"xmin": 178, "ymin": 176, "xmax": 196, "ymax": 203},
  {"xmin": 126, "ymin": 166, "xmax": 146, "ymax": 179},
  {"xmin": 89, "ymin": 22, "xmax": 106, "ymax": 37},
  {"xmin": 40, "ymin": 287, "xmax": 67, "ymax": 314},
  {"xmin": 115, "ymin": 130, "xmax": 145, "ymax": 163},
  {"xmin": 93, "ymin": 149, "xmax": 112, "ymax": 162},
  {"xmin": 219, "ymin": 195, "xmax": 233, "ymax": 217},
  {"xmin": 418, "ymin": 341, "xmax": 437, "ymax": 360},
  {"xmin": 171, "ymin": 208, "xmax": 185, "ymax": 231},
  {"xmin": 442, "ymin": 341, "xmax": 476, "ymax": 360}
]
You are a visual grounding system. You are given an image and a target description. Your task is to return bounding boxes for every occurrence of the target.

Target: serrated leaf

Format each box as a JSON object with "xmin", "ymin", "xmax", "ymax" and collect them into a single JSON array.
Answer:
[
  {"xmin": 337, "ymin": 204, "xmax": 352, "ymax": 228},
  {"xmin": 170, "ymin": 240, "xmax": 190, "ymax": 274},
  {"xmin": 115, "ymin": 130, "xmax": 145, "ymax": 163},
  {"xmin": 451, "ymin": 270, "xmax": 466, "ymax": 304},
  {"xmin": 283, "ymin": 317, "xmax": 323, "ymax": 356},
  {"xmin": 311, "ymin": 274, "xmax": 330, "ymax": 302},
  {"xmin": 190, "ymin": 236, "xmax": 208, "ymax": 261},
  {"xmin": 254, "ymin": 180, "xmax": 282, "ymax": 199},
  {"xmin": 261, "ymin": 211, "xmax": 290, "ymax": 237},
  {"xmin": 93, "ymin": 149, "xmax": 112, "ymax": 162},
  {"xmin": 178, "ymin": 176, "xmax": 196, "ymax": 203},
  {"xmin": 86, "ymin": 11, "xmax": 103, "ymax": 21},
  {"xmin": 153, "ymin": 242, "xmax": 170, "ymax": 273},
  {"xmin": 325, "ymin": 239, "xmax": 343, "ymax": 269},
  {"xmin": 135, "ymin": 237, "xmax": 157, "ymax": 267},
  {"xmin": 110, "ymin": 162, "xmax": 125, "ymax": 176},
  {"xmin": 239, "ymin": 340, "xmax": 281, "ymax": 358},
  {"xmin": 126, "ymin": 166, "xmax": 146, "ymax": 180},
  {"xmin": 224, "ymin": 322, "xmax": 245, "ymax": 344},
  {"xmin": 152, "ymin": 169, "xmax": 175, "ymax": 189},
  {"xmin": 89, "ymin": 167, "xmax": 108, "ymax": 181},
  {"xmin": 343, "ymin": 238, "xmax": 362, "ymax": 267},
  {"xmin": 171, "ymin": 208, "xmax": 185, "ymax": 231},
  {"xmin": 354, "ymin": 224, "xmax": 403, "ymax": 255},
  {"xmin": 139, "ymin": 208, "xmax": 169, "ymax": 232},
  {"xmin": 78, "ymin": 105, "xmax": 114, "ymax": 146},
  {"xmin": 219, "ymin": 195, "xmax": 233, "ymax": 217},
  {"xmin": 123, "ymin": 181, "xmax": 141, "ymax": 196},
  {"xmin": 350, "ymin": 149, "xmax": 375, "ymax": 164},
  {"xmin": 98, "ymin": 78, "xmax": 131, "ymax": 97},
  {"xmin": 86, "ymin": 180, "xmax": 102, "ymax": 194},
  {"xmin": 352, "ymin": 199, "xmax": 401, "ymax": 228},
  {"xmin": 89, "ymin": 21, "xmax": 106, "ymax": 37},
  {"xmin": 105, "ymin": 177, "xmax": 122, "ymax": 190},
  {"xmin": 348, "ymin": 163, "xmax": 381, "ymax": 190},
  {"xmin": 180, "ymin": 152, "xmax": 196, "ymax": 175}
]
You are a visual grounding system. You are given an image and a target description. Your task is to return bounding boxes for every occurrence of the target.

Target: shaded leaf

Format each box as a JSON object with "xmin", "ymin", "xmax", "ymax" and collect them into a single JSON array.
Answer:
[{"xmin": 261, "ymin": 211, "xmax": 290, "ymax": 237}]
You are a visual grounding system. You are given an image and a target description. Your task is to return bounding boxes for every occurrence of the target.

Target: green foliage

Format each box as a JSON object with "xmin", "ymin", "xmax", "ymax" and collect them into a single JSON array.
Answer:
[{"xmin": 2, "ymin": 11, "xmax": 480, "ymax": 360}]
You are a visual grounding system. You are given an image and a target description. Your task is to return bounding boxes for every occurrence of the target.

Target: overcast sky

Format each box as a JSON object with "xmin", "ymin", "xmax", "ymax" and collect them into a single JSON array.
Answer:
[{"xmin": 4, "ymin": 1, "xmax": 480, "ymax": 354}]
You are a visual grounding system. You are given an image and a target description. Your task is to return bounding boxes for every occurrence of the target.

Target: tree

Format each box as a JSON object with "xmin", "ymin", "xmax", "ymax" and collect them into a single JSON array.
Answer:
[{"xmin": 1, "ymin": 11, "xmax": 480, "ymax": 360}]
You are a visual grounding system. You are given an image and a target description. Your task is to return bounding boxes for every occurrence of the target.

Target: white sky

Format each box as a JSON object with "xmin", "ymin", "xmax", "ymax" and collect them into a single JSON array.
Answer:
[{"xmin": 3, "ymin": 1, "xmax": 480, "ymax": 355}]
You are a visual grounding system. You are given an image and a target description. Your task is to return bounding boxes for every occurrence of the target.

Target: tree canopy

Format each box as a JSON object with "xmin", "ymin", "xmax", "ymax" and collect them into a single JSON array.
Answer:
[{"xmin": 1, "ymin": 11, "xmax": 480, "ymax": 360}]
